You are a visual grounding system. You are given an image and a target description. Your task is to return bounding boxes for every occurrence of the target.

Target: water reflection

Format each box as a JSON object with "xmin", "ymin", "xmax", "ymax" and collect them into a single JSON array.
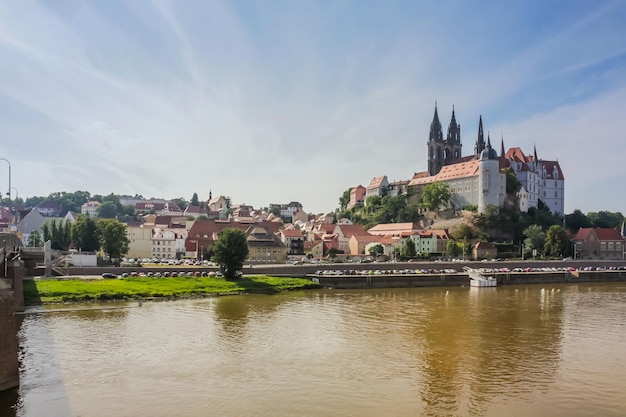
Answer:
[{"xmin": 6, "ymin": 285, "xmax": 626, "ymax": 417}]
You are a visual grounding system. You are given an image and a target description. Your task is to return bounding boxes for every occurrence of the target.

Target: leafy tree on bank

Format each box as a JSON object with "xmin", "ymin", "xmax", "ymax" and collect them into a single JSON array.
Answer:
[
  {"xmin": 445, "ymin": 240, "xmax": 460, "ymax": 257},
  {"xmin": 544, "ymin": 225, "xmax": 570, "ymax": 258},
  {"xmin": 564, "ymin": 209, "xmax": 591, "ymax": 232},
  {"xmin": 71, "ymin": 215, "xmax": 100, "ymax": 252},
  {"xmin": 97, "ymin": 201, "xmax": 118, "ymax": 218},
  {"xmin": 27, "ymin": 230, "xmax": 43, "ymax": 247},
  {"xmin": 399, "ymin": 238, "xmax": 417, "ymax": 260},
  {"xmin": 523, "ymin": 224, "xmax": 545, "ymax": 257},
  {"xmin": 368, "ymin": 244, "xmax": 384, "ymax": 257},
  {"xmin": 421, "ymin": 182, "xmax": 451, "ymax": 211},
  {"xmin": 41, "ymin": 219, "xmax": 71, "ymax": 251},
  {"xmin": 586, "ymin": 211, "xmax": 624, "ymax": 230},
  {"xmin": 211, "ymin": 228, "xmax": 249, "ymax": 280},
  {"xmin": 97, "ymin": 219, "xmax": 130, "ymax": 262}
]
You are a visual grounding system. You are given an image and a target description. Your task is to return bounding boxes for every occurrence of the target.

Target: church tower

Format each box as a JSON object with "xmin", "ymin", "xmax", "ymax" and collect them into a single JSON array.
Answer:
[
  {"xmin": 427, "ymin": 104, "xmax": 444, "ymax": 176},
  {"xmin": 428, "ymin": 104, "xmax": 462, "ymax": 176},
  {"xmin": 445, "ymin": 106, "xmax": 462, "ymax": 165},
  {"xmin": 475, "ymin": 115, "xmax": 486, "ymax": 157}
]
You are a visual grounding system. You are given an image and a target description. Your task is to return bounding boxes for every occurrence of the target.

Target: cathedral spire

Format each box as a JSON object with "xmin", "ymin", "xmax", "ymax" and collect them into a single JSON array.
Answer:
[
  {"xmin": 500, "ymin": 135, "xmax": 505, "ymax": 158},
  {"xmin": 475, "ymin": 115, "xmax": 485, "ymax": 156},
  {"xmin": 447, "ymin": 105, "xmax": 461, "ymax": 144},
  {"xmin": 429, "ymin": 102, "xmax": 443, "ymax": 142}
]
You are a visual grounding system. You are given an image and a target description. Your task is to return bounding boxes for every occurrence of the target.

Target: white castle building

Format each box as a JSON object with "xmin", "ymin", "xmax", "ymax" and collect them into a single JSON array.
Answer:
[{"xmin": 407, "ymin": 104, "xmax": 565, "ymax": 215}]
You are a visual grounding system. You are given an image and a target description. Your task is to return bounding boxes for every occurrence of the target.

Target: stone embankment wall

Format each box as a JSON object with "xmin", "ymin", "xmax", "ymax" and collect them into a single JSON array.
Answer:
[
  {"xmin": 0, "ymin": 261, "xmax": 24, "ymax": 392},
  {"xmin": 0, "ymin": 283, "xmax": 19, "ymax": 392},
  {"xmin": 313, "ymin": 271, "xmax": 626, "ymax": 289}
]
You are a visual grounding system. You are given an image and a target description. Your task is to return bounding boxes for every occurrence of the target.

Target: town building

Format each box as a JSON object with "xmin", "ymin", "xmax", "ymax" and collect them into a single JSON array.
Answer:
[
  {"xmin": 572, "ymin": 228, "xmax": 624, "ymax": 260},
  {"xmin": 81, "ymin": 201, "xmax": 100, "ymax": 217}
]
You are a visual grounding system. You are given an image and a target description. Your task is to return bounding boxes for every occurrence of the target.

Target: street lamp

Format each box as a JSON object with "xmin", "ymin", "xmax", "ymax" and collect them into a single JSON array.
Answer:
[{"xmin": 0, "ymin": 158, "xmax": 10, "ymax": 202}]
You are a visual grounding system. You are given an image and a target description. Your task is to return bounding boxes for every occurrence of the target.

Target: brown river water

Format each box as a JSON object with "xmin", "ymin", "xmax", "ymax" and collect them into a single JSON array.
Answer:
[{"xmin": 2, "ymin": 283, "xmax": 626, "ymax": 417}]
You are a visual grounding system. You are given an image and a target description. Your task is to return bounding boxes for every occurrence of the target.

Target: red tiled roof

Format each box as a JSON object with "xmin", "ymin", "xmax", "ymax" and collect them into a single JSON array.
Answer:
[
  {"xmin": 335, "ymin": 224, "xmax": 370, "ymax": 237},
  {"xmin": 574, "ymin": 228, "xmax": 623, "ymax": 242},
  {"xmin": 367, "ymin": 175, "xmax": 387, "ymax": 190},
  {"xmin": 542, "ymin": 160, "xmax": 565, "ymax": 180},
  {"xmin": 281, "ymin": 229, "xmax": 303, "ymax": 238}
]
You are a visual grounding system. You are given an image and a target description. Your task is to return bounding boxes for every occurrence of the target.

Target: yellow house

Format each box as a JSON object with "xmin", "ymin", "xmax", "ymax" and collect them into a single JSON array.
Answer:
[{"xmin": 126, "ymin": 225, "xmax": 153, "ymax": 259}]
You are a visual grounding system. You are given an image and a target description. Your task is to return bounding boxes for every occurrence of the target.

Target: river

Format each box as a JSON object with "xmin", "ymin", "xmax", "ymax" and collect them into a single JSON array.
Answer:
[{"xmin": 2, "ymin": 283, "xmax": 626, "ymax": 417}]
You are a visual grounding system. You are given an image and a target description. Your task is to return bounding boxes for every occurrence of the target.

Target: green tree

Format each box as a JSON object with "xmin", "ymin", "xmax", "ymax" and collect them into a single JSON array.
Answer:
[
  {"xmin": 211, "ymin": 228, "xmax": 249, "ymax": 280},
  {"xmin": 587, "ymin": 211, "xmax": 624, "ymax": 229},
  {"xmin": 421, "ymin": 182, "xmax": 451, "ymax": 211},
  {"xmin": 71, "ymin": 215, "xmax": 101, "ymax": 252},
  {"xmin": 190, "ymin": 193, "xmax": 200, "ymax": 207},
  {"xmin": 400, "ymin": 238, "xmax": 417, "ymax": 260},
  {"xmin": 445, "ymin": 240, "xmax": 460, "ymax": 257},
  {"xmin": 41, "ymin": 219, "xmax": 71, "ymax": 250},
  {"xmin": 97, "ymin": 219, "xmax": 130, "ymax": 262},
  {"xmin": 502, "ymin": 167, "xmax": 521, "ymax": 195},
  {"xmin": 523, "ymin": 224, "xmax": 545, "ymax": 257},
  {"xmin": 97, "ymin": 201, "xmax": 118, "ymax": 218},
  {"xmin": 339, "ymin": 188, "xmax": 352, "ymax": 210},
  {"xmin": 544, "ymin": 224, "xmax": 569, "ymax": 258},
  {"xmin": 368, "ymin": 244, "xmax": 384, "ymax": 257},
  {"xmin": 453, "ymin": 223, "xmax": 477, "ymax": 240},
  {"xmin": 564, "ymin": 209, "xmax": 591, "ymax": 232},
  {"xmin": 27, "ymin": 230, "xmax": 43, "ymax": 247},
  {"xmin": 172, "ymin": 197, "xmax": 187, "ymax": 211}
]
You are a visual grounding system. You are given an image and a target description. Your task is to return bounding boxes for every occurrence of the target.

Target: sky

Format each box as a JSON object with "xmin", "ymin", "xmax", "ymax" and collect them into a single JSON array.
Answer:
[{"xmin": 1, "ymin": 0, "xmax": 626, "ymax": 215}]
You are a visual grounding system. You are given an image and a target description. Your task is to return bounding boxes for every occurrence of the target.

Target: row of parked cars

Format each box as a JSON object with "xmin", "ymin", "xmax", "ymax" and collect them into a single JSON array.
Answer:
[
  {"xmin": 315, "ymin": 268, "xmax": 461, "ymax": 276},
  {"xmin": 103, "ymin": 271, "xmax": 223, "ymax": 279}
]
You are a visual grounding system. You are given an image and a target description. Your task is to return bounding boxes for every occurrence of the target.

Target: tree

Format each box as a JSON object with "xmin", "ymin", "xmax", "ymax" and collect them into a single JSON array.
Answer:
[
  {"xmin": 544, "ymin": 225, "xmax": 569, "ymax": 257},
  {"xmin": 400, "ymin": 238, "xmax": 417, "ymax": 260},
  {"xmin": 97, "ymin": 201, "xmax": 118, "ymax": 218},
  {"xmin": 445, "ymin": 240, "xmax": 460, "ymax": 257},
  {"xmin": 502, "ymin": 167, "xmax": 520, "ymax": 195},
  {"xmin": 190, "ymin": 193, "xmax": 200, "ymax": 207},
  {"xmin": 523, "ymin": 224, "xmax": 545, "ymax": 257},
  {"xmin": 368, "ymin": 244, "xmax": 384, "ymax": 257},
  {"xmin": 421, "ymin": 182, "xmax": 451, "ymax": 211},
  {"xmin": 564, "ymin": 209, "xmax": 591, "ymax": 232},
  {"xmin": 71, "ymin": 215, "xmax": 100, "ymax": 252},
  {"xmin": 97, "ymin": 219, "xmax": 130, "ymax": 262},
  {"xmin": 339, "ymin": 188, "xmax": 352, "ymax": 210},
  {"xmin": 172, "ymin": 197, "xmax": 187, "ymax": 211},
  {"xmin": 211, "ymin": 228, "xmax": 249, "ymax": 280},
  {"xmin": 27, "ymin": 230, "xmax": 43, "ymax": 247},
  {"xmin": 41, "ymin": 219, "xmax": 71, "ymax": 250}
]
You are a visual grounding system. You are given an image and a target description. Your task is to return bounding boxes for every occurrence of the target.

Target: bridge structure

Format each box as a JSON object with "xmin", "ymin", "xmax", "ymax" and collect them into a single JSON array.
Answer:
[{"xmin": 0, "ymin": 233, "xmax": 24, "ymax": 392}]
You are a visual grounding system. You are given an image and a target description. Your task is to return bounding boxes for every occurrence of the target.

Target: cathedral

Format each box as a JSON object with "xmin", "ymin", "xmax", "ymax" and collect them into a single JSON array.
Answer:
[{"xmin": 411, "ymin": 104, "xmax": 565, "ymax": 215}]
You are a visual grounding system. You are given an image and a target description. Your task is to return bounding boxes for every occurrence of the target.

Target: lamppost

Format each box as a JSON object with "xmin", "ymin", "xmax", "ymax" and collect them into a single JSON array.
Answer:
[{"xmin": 0, "ymin": 158, "xmax": 10, "ymax": 203}]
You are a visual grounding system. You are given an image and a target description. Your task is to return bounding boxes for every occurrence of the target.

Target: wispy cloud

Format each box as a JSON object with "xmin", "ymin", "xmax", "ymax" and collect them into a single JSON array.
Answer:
[{"xmin": 0, "ymin": 0, "xmax": 625, "ymax": 213}]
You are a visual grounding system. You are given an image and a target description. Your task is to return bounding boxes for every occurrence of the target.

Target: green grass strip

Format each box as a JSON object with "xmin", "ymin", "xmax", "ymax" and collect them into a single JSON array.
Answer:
[{"xmin": 23, "ymin": 276, "xmax": 319, "ymax": 304}]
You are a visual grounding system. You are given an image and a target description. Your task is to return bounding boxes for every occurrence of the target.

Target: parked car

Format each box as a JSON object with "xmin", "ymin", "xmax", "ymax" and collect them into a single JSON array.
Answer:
[{"xmin": 102, "ymin": 273, "xmax": 117, "ymax": 279}]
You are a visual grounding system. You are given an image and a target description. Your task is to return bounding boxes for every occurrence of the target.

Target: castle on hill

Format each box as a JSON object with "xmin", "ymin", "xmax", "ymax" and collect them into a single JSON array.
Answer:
[{"xmin": 352, "ymin": 104, "xmax": 565, "ymax": 215}]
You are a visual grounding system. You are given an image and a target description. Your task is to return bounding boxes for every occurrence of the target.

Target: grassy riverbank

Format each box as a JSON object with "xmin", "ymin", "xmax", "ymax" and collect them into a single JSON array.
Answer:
[{"xmin": 23, "ymin": 276, "xmax": 320, "ymax": 304}]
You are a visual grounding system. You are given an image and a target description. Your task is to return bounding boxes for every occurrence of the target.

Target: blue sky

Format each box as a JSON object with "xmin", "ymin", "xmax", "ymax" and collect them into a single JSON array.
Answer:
[{"xmin": 1, "ymin": 0, "xmax": 625, "ymax": 215}]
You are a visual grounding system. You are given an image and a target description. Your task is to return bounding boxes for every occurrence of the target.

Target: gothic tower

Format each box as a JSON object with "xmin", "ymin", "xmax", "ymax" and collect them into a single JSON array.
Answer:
[
  {"xmin": 427, "ymin": 104, "xmax": 444, "ymax": 176},
  {"xmin": 445, "ymin": 106, "xmax": 462, "ymax": 165},
  {"xmin": 475, "ymin": 115, "xmax": 486, "ymax": 157},
  {"xmin": 428, "ymin": 104, "xmax": 462, "ymax": 176}
]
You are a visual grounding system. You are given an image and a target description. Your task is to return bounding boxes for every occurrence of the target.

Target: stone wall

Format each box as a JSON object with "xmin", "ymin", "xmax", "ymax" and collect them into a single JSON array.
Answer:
[{"xmin": 0, "ymin": 284, "xmax": 19, "ymax": 392}]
